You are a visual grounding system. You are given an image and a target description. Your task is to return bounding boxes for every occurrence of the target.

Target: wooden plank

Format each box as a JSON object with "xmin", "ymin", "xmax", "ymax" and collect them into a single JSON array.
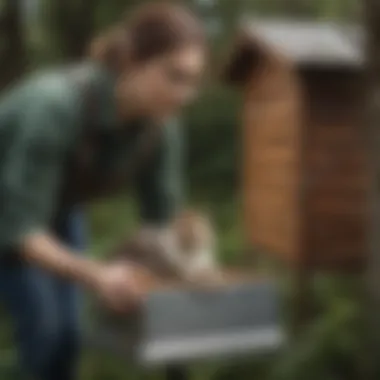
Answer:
[
  {"xmin": 304, "ymin": 117, "xmax": 368, "ymax": 268},
  {"xmin": 243, "ymin": 67, "xmax": 301, "ymax": 262}
]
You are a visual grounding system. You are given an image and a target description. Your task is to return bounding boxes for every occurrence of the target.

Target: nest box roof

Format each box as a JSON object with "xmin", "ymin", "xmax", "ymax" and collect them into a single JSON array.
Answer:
[{"xmin": 245, "ymin": 20, "xmax": 363, "ymax": 67}]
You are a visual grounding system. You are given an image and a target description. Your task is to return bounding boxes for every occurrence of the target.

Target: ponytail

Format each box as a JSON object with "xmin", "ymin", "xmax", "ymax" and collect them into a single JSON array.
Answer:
[{"xmin": 88, "ymin": 2, "xmax": 205, "ymax": 71}]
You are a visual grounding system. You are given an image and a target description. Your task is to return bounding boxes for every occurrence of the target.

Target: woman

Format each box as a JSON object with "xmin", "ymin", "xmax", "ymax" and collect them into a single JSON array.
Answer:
[{"xmin": 0, "ymin": 2, "xmax": 206, "ymax": 379}]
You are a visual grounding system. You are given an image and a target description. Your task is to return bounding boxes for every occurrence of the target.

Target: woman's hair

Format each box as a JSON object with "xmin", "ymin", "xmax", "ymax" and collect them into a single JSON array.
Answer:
[{"xmin": 90, "ymin": 1, "xmax": 206, "ymax": 69}]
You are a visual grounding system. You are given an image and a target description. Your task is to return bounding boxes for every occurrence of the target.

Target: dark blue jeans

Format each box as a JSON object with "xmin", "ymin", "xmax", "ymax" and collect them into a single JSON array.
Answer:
[{"xmin": 0, "ymin": 208, "xmax": 87, "ymax": 380}]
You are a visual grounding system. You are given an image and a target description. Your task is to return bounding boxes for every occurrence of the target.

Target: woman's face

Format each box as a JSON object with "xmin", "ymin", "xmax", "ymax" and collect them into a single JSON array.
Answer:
[{"xmin": 117, "ymin": 44, "xmax": 206, "ymax": 121}]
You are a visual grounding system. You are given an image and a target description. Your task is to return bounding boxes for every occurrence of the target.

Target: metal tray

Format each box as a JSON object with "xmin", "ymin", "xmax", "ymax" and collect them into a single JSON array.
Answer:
[{"xmin": 88, "ymin": 278, "xmax": 285, "ymax": 367}]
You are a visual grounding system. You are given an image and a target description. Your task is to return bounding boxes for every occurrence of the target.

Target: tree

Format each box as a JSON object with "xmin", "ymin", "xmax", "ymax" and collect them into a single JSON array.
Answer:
[
  {"xmin": 43, "ymin": 0, "xmax": 100, "ymax": 61},
  {"xmin": 42, "ymin": 0, "xmax": 150, "ymax": 62},
  {"xmin": 364, "ymin": 0, "xmax": 380, "ymax": 377},
  {"xmin": 0, "ymin": 0, "xmax": 27, "ymax": 89}
]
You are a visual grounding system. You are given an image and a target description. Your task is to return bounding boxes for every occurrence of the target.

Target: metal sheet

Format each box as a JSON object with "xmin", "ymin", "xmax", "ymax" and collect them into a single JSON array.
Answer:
[
  {"xmin": 89, "ymin": 279, "xmax": 285, "ymax": 366},
  {"xmin": 243, "ymin": 20, "xmax": 363, "ymax": 67}
]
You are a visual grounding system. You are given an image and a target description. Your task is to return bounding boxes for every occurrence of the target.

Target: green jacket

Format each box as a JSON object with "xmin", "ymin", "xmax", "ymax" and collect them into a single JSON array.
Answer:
[{"xmin": 0, "ymin": 61, "xmax": 183, "ymax": 253}]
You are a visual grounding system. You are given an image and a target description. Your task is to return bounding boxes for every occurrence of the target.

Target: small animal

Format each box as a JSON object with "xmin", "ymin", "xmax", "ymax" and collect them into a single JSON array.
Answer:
[
  {"xmin": 111, "ymin": 210, "xmax": 223, "ymax": 285},
  {"xmin": 165, "ymin": 210, "xmax": 222, "ymax": 284}
]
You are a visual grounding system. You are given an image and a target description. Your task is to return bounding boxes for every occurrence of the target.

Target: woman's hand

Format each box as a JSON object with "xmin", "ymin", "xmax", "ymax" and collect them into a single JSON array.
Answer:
[
  {"xmin": 20, "ymin": 232, "xmax": 156, "ymax": 313},
  {"xmin": 91, "ymin": 262, "xmax": 153, "ymax": 314}
]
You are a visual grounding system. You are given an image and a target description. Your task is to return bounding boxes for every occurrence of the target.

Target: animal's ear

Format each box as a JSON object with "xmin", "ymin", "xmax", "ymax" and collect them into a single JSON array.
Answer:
[{"xmin": 219, "ymin": 26, "xmax": 266, "ymax": 87}]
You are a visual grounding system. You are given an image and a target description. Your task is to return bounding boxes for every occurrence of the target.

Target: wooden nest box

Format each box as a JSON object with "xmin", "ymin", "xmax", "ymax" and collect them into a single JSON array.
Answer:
[{"xmin": 223, "ymin": 21, "xmax": 366, "ymax": 272}]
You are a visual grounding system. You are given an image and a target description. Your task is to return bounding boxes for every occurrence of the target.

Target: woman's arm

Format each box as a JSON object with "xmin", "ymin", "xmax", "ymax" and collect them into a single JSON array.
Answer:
[
  {"xmin": 21, "ymin": 233, "xmax": 102, "ymax": 288},
  {"xmin": 0, "ymin": 86, "xmax": 101, "ymax": 286},
  {"xmin": 0, "ymin": 83, "xmax": 143, "ymax": 310}
]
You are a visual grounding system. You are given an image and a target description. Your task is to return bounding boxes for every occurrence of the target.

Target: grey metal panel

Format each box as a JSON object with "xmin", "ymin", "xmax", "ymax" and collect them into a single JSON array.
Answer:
[
  {"xmin": 141, "ymin": 327, "xmax": 284, "ymax": 365},
  {"xmin": 89, "ymin": 279, "xmax": 285, "ymax": 366},
  {"xmin": 243, "ymin": 19, "xmax": 363, "ymax": 67},
  {"xmin": 142, "ymin": 281, "xmax": 279, "ymax": 341}
]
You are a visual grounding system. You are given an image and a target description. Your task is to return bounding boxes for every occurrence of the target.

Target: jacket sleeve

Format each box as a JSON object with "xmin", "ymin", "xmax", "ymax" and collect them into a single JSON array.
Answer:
[{"xmin": 0, "ymin": 93, "xmax": 77, "ymax": 252}]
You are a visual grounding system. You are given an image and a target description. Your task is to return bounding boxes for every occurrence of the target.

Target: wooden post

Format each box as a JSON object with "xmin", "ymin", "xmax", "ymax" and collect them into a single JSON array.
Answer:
[{"xmin": 364, "ymin": 0, "xmax": 380, "ymax": 377}]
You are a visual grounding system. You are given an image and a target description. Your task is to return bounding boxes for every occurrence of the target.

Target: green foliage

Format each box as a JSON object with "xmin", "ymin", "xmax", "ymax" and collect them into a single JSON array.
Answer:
[
  {"xmin": 268, "ymin": 279, "xmax": 362, "ymax": 380},
  {"xmin": 87, "ymin": 195, "xmax": 138, "ymax": 257},
  {"xmin": 185, "ymin": 85, "xmax": 242, "ymax": 196}
]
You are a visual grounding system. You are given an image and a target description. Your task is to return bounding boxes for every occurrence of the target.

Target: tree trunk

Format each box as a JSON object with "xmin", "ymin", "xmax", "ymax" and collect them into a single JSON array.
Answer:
[
  {"xmin": 0, "ymin": 0, "xmax": 27, "ymax": 89},
  {"xmin": 47, "ymin": 0, "xmax": 99, "ymax": 61},
  {"xmin": 364, "ymin": 0, "xmax": 380, "ymax": 377}
]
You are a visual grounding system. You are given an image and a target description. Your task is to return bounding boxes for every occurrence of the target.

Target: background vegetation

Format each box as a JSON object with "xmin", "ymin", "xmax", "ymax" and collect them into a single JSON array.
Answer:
[{"xmin": 0, "ymin": 0, "xmax": 367, "ymax": 379}]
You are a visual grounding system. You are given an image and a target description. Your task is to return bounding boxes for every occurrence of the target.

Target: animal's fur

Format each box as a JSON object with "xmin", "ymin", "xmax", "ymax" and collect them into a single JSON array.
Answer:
[{"xmin": 111, "ymin": 210, "xmax": 222, "ymax": 284}]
